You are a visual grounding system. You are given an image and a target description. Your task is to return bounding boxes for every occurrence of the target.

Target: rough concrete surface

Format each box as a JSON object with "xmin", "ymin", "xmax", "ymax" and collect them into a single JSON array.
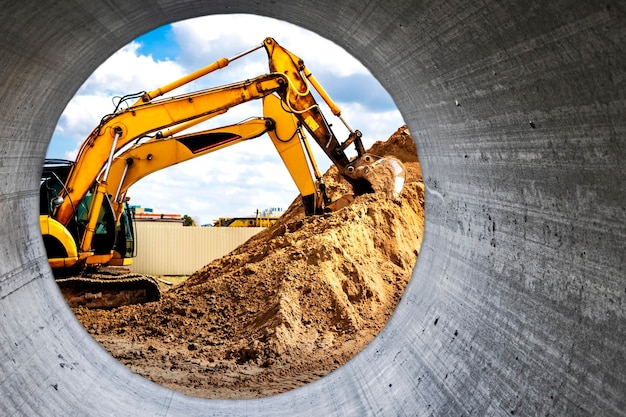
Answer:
[{"xmin": 0, "ymin": 1, "xmax": 624, "ymax": 416}]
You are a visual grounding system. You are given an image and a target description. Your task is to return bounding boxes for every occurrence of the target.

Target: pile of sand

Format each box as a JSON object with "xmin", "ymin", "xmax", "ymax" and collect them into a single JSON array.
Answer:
[{"xmin": 73, "ymin": 125, "xmax": 424, "ymax": 399}]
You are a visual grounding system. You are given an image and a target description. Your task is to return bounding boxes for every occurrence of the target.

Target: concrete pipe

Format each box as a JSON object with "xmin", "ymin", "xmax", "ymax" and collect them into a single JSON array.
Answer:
[{"xmin": 0, "ymin": 0, "xmax": 624, "ymax": 415}]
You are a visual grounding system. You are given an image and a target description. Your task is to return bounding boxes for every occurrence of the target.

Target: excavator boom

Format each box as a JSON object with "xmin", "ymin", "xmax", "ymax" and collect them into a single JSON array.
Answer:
[
  {"xmin": 108, "ymin": 93, "xmax": 327, "ymax": 220},
  {"xmin": 55, "ymin": 73, "xmax": 287, "ymax": 226}
]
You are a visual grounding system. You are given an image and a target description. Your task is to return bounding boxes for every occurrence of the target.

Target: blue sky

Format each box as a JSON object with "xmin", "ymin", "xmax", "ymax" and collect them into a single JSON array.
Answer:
[{"xmin": 47, "ymin": 14, "xmax": 404, "ymax": 225}]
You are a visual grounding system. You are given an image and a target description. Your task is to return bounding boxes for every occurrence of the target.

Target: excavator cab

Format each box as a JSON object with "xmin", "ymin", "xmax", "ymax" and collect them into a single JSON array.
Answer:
[
  {"xmin": 41, "ymin": 159, "xmax": 127, "ymax": 272},
  {"xmin": 40, "ymin": 159, "xmax": 71, "ymax": 217},
  {"xmin": 76, "ymin": 188, "xmax": 117, "ymax": 256},
  {"xmin": 112, "ymin": 202, "xmax": 136, "ymax": 265}
]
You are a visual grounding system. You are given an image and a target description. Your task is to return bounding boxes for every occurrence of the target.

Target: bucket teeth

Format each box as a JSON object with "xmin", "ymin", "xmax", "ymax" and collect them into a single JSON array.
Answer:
[{"xmin": 350, "ymin": 154, "xmax": 406, "ymax": 201}]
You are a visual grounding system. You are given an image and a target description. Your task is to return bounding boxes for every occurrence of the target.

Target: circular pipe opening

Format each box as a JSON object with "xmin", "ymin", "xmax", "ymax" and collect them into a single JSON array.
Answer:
[
  {"xmin": 1, "ymin": 1, "xmax": 624, "ymax": 416},
  {"xmin": 43, "ymin": 14, "xmax": 424, "ymax": 400}
]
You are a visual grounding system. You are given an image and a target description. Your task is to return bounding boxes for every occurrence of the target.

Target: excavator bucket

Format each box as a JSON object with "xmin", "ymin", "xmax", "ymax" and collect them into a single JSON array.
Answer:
[{"xmin": 349, "ymin": 154, "xmax": 406, "ymax": 201}]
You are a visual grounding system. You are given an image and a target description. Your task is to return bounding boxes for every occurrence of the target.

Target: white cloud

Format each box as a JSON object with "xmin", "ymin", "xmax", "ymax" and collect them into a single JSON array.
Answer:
[
  {"xmin": 80, "ymin": 42, "xmax": 186, "ymax": 93},
  {"xmin": 54, "ymin": 42, "xmax": 188, "ymax": 152},
  {"xmin": 55, "ymin": 94, "xmax": 114, "ymax": 143},
  {"xmin": 338, "ymin": 102, "xmax": 406, "ymax": 145},
  {"xmin": 172, "ymin": 14, "xmax": 369, "ymax": 78}
]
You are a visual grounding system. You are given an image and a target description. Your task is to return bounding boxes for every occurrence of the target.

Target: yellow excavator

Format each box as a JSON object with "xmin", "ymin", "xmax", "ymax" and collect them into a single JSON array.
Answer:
[{"xmin": 40, "ymin": 37, "xmax": 406, "ymax": 308}]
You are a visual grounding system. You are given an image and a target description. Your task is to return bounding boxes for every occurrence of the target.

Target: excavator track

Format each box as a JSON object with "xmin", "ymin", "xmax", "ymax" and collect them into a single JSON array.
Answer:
[{"xmin": 57, "ymin": 272, "xmax": 161, "ymax": 309}]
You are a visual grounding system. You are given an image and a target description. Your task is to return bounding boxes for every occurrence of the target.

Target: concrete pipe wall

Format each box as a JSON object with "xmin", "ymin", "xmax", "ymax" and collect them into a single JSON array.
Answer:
[{"xmin": 1, "ymin": 1, "xmax": 624, "ymax": 415}]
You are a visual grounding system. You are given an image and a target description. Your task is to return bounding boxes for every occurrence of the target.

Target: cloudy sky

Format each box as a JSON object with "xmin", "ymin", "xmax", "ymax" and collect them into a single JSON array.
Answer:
[{"xmin": 47, "ymin": 14, "xmax": 404, "ymax": 225}]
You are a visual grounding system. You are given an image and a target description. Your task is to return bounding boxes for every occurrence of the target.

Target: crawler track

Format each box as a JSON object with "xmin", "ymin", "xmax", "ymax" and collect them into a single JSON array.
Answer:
[{"xmin": 57, "ymin": 273, "xmax": 161, "ymax": 309}]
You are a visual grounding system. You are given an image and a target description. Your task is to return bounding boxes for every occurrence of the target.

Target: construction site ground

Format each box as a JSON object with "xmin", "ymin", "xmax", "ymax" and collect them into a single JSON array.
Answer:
[{"xmin": 72, "ymin": 126, "xmax": 424, "ymax": 399}]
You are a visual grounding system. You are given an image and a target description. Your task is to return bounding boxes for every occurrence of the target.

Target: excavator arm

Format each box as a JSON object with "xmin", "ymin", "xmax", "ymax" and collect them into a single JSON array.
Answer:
[
  {"xmin": 55, "ymin": 73, "xmax": 288, "ymax": 226},
  {"xmin": 262, "ymin": 37, "xmax": 405, "ymax": 199},
  {"xmin": 263, "ymin": 38, "xmax": 353, "ymax": 168},
  {"xmin": 108, "ymin": 93, "xmax": 328, "ymax": 221}
]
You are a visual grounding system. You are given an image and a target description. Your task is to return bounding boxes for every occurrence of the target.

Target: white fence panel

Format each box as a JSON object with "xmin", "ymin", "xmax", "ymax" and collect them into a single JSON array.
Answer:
[{"xmin": 131, "ymin": 222, "xmax": 263, "ymax": 275}]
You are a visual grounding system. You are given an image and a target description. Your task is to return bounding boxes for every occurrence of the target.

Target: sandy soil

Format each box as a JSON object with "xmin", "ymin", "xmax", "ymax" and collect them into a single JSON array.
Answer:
[{"xmin": 72, "ymin": 125, "xmax": 424, "ymax": 399}]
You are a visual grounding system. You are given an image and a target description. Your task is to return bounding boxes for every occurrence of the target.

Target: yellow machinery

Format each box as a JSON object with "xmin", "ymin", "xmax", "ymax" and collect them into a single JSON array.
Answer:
[
  {"xmin": 40, "ymin": 38, "xmax": 406, "ymax": 307},
  {"xmin": 212, "ymin": 217, "xmax": 279, "ymax": 228},
  {"xmin": 212, "ymin": 208, "xmax": 285, "ymax": 228}
]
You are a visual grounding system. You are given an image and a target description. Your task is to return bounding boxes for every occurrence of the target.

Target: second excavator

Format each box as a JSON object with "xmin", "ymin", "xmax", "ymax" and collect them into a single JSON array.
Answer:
[{"xmin": 40, "ymin": 37, "xmax": 406, "ymax": 308}]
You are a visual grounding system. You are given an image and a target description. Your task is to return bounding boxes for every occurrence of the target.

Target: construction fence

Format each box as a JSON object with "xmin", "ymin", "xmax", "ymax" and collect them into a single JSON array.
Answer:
[{"xmin": 131, "ymin": 222, "xmax": 264, "ymax": 276}]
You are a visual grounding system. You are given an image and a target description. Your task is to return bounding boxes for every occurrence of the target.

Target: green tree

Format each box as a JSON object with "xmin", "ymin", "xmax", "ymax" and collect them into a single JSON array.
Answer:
[{"xmin": 182, "ymin": 214, "xmax": 196, "ymax": 227}]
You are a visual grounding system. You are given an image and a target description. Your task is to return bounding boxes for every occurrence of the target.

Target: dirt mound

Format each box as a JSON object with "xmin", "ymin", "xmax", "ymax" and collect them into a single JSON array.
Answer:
[
  {"xmin": 73, "ymin": 125, "xmax": 424, "ymax": 399},
  {"xmin": 369, "ymin": 126, "xmax": 419, "ymax": 163}
]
